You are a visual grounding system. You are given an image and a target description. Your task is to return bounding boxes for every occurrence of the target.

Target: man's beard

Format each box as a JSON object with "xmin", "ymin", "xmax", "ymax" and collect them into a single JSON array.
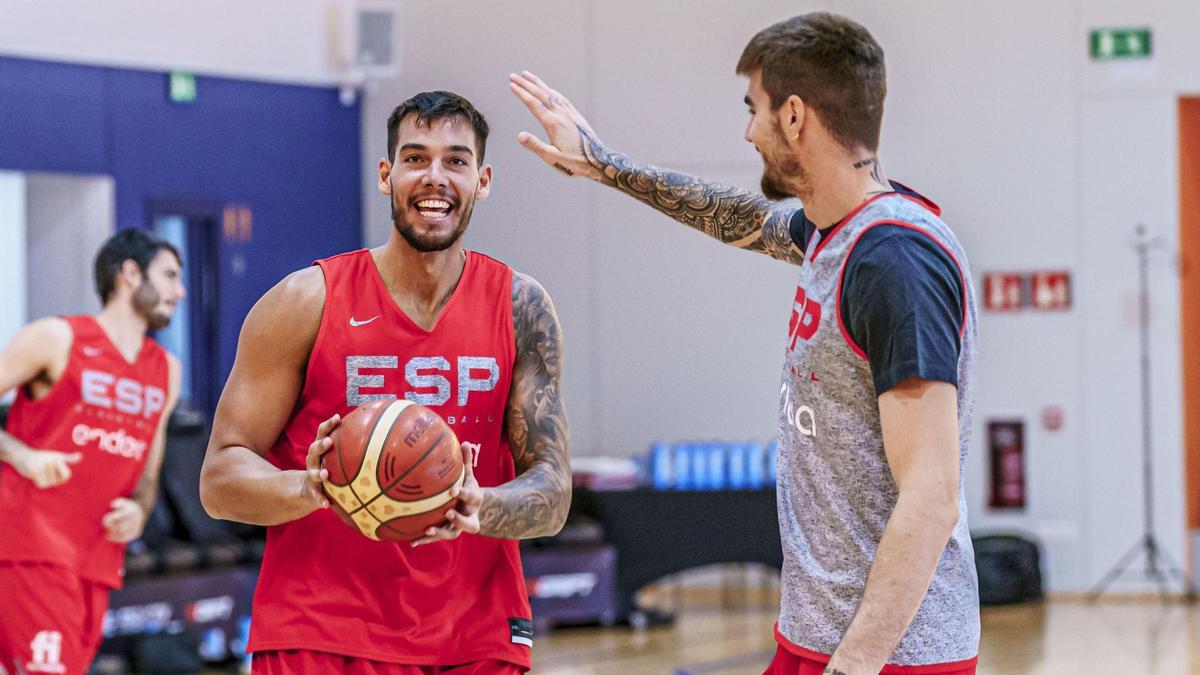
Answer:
[
  {"xmin": 133, "ymin": 282, "xmax": 172, "ymax": 331},
  {"xmin": 759, "ymin": 125, "xmax": 810, "ymax": 202},
  {"xmin": 391, "ymin": 188, "xmax": 475, "ymax": 253}
]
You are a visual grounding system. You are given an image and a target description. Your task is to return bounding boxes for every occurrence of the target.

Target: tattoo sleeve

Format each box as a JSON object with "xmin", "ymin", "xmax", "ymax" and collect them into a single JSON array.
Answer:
[
  {"xmin": 578, "ymin": 127, "xmax": 805, "ymax": 265},
  {"xmin": 478, "ymin": 272, "xmax": 572, "ymax": 539}
]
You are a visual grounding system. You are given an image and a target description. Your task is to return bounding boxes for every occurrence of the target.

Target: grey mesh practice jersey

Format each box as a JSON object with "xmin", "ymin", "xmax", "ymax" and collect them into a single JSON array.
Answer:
[{"xmin": 776, "ymin": 191, "xmax": 980, "ymax": 664}]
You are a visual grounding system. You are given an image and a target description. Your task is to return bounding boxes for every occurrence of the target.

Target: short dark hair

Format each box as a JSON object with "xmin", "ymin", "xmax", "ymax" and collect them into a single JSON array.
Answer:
[
  {"xmin": 93, "ymin": 229, "xmax": 181, "ymax": 304},
  {"xmin": 737, "ymin": 12, "xmax": 886, "ymax": 153},
  {"xmin": 386, "ymin": 91, "xmax": 490, "ymax": 165}
]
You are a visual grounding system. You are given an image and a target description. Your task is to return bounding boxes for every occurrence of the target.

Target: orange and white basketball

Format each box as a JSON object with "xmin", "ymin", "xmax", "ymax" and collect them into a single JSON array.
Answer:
[{"xmin": 321, "ymin": 399, "xmax": 465, "ymax": 541}]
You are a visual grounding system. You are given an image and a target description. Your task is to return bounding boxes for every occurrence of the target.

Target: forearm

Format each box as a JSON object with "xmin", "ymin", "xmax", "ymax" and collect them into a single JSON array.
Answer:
[
  {"xmin": 129, "ymin": 472, "xmax": 159, "ymax": 518},
  {"xmin": 0, "ymin": 430, "xmax": 29, "ymax": 466},
  {"xmin": 478, "ymin": 464, "xmax": 571, "ymax": 539},
  {"xmin": 578, "ymin": 130, "xmax": 802, "ymax": 262},
  {"xmin": 200, "ymin": 446, "xmax": 312, "ymax": 526},
  {"xmin": 830, "ymin": 492, "xmax": 959, "ymax": 672}
]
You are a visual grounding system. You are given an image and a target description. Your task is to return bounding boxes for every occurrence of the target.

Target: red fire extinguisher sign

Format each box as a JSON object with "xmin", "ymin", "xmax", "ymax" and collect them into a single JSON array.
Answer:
[{"xmin": 988, "ymin": 420, "xmax": 1026, "ymax": 509}]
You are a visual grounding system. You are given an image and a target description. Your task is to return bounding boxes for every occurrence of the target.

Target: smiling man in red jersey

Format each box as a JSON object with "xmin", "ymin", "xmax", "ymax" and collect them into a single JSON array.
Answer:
[
  {"xmin": 200, "ymin": 91, "xmax": 572, "ymax": 674},
  {"xmin": 0, "ymin": 229, "xmax": 184, "ymax": 675}
]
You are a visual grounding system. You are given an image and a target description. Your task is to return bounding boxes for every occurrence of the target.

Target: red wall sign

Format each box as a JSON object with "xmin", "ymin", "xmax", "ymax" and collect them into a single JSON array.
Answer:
[
  {"xmin": 1030, "ymin": 271, "xmax": 1071, "ymax": 311},
  {"xmin": 983, "ymin": 270, "xmax": 1072, "ymax": 312},
  {"xmin": 1041, "ymin": 405, "xmax": 1065, "ymax": 431},
  {"xmin": 983, "ymin": 273, "xmax": 1024, "ymax": 311}
]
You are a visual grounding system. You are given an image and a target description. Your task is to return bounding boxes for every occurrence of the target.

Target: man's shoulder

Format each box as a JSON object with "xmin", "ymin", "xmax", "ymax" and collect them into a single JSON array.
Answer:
[
  {"xmin": 27, "ymin": 316, "xmax": 73, "ymax": 340},
  {"xmin": 510, "ymin": 270, "xmax": 553, "ymax": 310},
  {"xmin": 272, "ymin": 265, "xmax": 328, "ymax": 308},
  {"xmin": 240, "ymin": 267, "xmax": 326, "ymax": 353},
  {"xmin": 18, "ymin": 316, "xmax": 73, "ymax": 356}
]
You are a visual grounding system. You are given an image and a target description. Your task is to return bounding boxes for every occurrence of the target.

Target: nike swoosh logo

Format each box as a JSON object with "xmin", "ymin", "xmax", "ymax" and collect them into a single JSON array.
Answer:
[
  {"xmin": 82, "ymin": 346, "xmax": 103, "ymax": 357},
  {"xmin": 349, "ymin": 315, "xmax": 381, "ymax": 327}
]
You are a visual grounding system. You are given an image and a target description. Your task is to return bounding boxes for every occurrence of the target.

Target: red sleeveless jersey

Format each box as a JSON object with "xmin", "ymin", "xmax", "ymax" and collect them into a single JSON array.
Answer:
[
  {"xmin": 0, "ymin": 315, "xmax": 169, "ymax": 588},
  {"xmin": 249, "ymin": 249, "xmax": 532, "ymax": 668}
]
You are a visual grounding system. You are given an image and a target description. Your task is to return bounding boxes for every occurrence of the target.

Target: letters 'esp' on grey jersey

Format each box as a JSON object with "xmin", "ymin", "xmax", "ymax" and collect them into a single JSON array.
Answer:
[{"xmin": 776, "ymin": 191, "xmax": 980, "ymax": 664}]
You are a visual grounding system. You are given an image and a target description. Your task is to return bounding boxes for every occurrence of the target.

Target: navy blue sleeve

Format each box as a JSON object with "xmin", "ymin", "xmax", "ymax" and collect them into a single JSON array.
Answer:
[
  {"xmin": 788, "ymin": 209, "xmax": 817, "ymax": 252},
  {"xmin": 840, "ymin": 225, "xmax": 964, "ymax": 396}
]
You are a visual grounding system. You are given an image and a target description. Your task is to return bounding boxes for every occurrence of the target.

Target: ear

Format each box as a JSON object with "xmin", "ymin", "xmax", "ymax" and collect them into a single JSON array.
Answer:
[
  {"xmin": 119, "ymin": 258, "xmax": 143, "ymax": 289},
  {"xmin": 475, "ymin": 164, "xmax": 493, "ymax": 201},
  {"xmin": 780, "ymin": 94, "xmax": 806, "ymax": 143},
  {"xmin": 378, "ymin": 158, "xmax": 393, "ymax": 195}
]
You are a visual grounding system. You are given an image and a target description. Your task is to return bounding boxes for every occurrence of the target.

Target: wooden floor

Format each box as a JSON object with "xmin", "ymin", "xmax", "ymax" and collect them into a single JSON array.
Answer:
[{"xmin": 532, "ymin": 596, "xmax": 1200, "ymax": 674}]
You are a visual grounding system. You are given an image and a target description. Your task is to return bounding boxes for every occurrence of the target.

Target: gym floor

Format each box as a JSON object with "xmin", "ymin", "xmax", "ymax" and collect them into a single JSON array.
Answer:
[{"xmin": 533, "ymin": 585, "xmax": 1200, "ymax": 674}]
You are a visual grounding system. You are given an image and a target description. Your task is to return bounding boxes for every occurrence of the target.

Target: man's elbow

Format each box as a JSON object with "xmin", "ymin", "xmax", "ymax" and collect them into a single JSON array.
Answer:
[
  {"xmin": 535, "ymin": 478, "xmax": 571, "ymax": 535},
  {"xmin": 198, "ymin": 461, "xmax": 229, "ymax": 521},
  {"xmin": 927, "ymin": 489, "xmax": 960, "ymax": 534},
  {"xmin": 899, "ymin": 482, "xmax": 960, "ymax": 534},
  {"xmin": 540, "ymin": 482, "xmax": 573, "ymax": 538}
]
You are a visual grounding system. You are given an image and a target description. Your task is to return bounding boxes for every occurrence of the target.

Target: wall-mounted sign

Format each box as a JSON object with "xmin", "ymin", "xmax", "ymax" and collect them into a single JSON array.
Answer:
[
  {"xmin": 1090, "ymin": 27, "xmax": 1152, "ymax": 61},
  {"xmin": 168, "ymin": 71, "xmax": 197, "ymax": 104},
  {"xmin": 982, "ymin": 270, "xmax": 1072, "ymax": 312},
  {"xmin": 1030, "ymin": 271, "xmax": 1071, "ymax": 311},
  {"xmin": 988, "ymin": 420, "xmax": 1026, "ymax": 510},
  {"xmin": 983, "ymin": 273, "xmax": 1023, "ymax": 311},
  {"xmin": 1041, "ymin": 405, "xmax": 1065, "ymax": 432}
]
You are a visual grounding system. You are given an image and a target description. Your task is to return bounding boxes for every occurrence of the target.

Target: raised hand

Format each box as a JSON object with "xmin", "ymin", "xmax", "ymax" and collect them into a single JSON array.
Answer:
[{"xmin": 509, "ymin": 71, "xmax": 607, "ymax": 181}]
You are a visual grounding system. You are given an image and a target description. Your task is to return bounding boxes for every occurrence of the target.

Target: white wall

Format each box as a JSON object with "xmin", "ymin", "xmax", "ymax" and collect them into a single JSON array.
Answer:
[
  {"xmin": 361, "ymin": 1, "xmax": 1197, "ymax": 593},
  {"xmin": 0, "ymin": 172, "xmax": 28, "ymax": 361},
  {"xmin": 0, "ymin": 0, "xmax": 341, "ymax": 84},
  {"xmin": 25, "ymin": 173, "xmax": 113, "ymax": 319},
  {"xmin": 1073, "ymin": 0, "xmax": 1200, "ymax": 595}
]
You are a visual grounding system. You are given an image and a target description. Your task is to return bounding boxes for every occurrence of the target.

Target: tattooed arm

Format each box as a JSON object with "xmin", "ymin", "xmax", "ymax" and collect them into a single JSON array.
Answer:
[
  {"xmin": 409, "ymin": 272, "xmax": 570, "ymax": 545},
  {"xmin": 509, "ymin": 71, "xmax": 804, "ymax": 265},
  {"xmin": 477, "ymin": 272, "xmax": 572, "ymax": 539}
]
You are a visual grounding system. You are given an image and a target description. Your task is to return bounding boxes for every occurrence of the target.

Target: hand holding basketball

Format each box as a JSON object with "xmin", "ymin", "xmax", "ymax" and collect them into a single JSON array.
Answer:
[
  {"xmin": 411, "ymin": 441, "xmax": 483, "ymax": 547},
  {"xmin": 321, "ymin": 400, "xmax": 467, "ymax": 541},
  {"xmin": 301, "ymin": 413, "xmax": 341, "ymax": 512}
]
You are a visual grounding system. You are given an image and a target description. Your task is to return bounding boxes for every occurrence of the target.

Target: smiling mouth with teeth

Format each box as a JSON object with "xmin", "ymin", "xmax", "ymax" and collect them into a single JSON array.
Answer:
[{"xmin": 415, "ymin": 198, "xmax": 454, "ymax": 220}]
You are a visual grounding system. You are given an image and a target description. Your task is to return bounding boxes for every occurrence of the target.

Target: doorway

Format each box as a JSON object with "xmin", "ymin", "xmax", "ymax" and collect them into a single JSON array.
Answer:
[
  {"xmin": 1179, "ymin": 98, "xmax": 1200, "ymax": 554},
  {"xmin": 149, "ymin": 200, "xmax": 222, "ymax": 413}
]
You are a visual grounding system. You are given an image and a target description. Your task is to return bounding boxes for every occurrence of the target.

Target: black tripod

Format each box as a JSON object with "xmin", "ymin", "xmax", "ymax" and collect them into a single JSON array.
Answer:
[{"xmin": 1088, "ymin": 225, "xmax": 1197, "ymax": 602}]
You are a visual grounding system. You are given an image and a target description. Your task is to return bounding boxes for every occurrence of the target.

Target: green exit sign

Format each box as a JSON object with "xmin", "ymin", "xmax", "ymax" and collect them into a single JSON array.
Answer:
[
  {"xmin": 1090, "ymin": 27, "xmax": 1152, "ymax": 60},
  {"xmin": 168, "ymin": 71, "xmax": 197, "ymax": 104}
]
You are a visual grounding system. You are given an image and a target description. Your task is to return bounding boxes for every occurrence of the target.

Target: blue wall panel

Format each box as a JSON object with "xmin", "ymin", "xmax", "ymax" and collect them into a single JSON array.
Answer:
[{"xmin": 0, "ymin": 55, "xmax": 361, "ymax": 396}]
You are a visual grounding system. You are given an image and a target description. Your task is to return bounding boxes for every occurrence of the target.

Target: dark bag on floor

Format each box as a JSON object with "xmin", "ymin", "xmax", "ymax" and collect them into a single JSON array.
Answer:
[{"xmin": 973, "ymin": 533, "xmax": 1044, "ymax": 605}]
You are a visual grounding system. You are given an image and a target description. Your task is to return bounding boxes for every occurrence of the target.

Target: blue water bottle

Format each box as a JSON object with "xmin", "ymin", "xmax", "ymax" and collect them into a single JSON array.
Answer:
[
  {"xmin": 673, "ymin": 442, "xmax": 691, "ymax": 490},
  {"xmin": 766, "ymin": 439, "xmax": 779, "ymax": 486},
  {"xmin": 746, "ymin": 441, "xmax": 766, "ymax": 489},
  {"xmin": 690, "ymin": 442, "xmax": 709, "ymax": 490},
  {"xmin": 727, "ymin": 442, "xmax": 747, "ymax": 489},
  {"xmin": 707, "ymin": 443, "xmax": 727, "ymax": 490},
  {"xmin": 650, "ymin": 442, "xmax": 672, "ymax": 490}
]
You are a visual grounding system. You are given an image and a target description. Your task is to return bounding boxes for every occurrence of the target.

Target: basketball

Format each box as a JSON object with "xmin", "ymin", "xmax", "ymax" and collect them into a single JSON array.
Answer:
[{"xmin": 322, "ymin": 399, "xmax": 466, "ymax": 541}]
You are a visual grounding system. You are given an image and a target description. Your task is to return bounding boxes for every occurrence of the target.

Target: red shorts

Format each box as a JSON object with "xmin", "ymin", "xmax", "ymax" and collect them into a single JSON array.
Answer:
[
  {"xmin": 0, "ymin": 561, "xmax": 110, "ymax": 675},
  {"xmin": 252, "ymin": 650, "xmax": 527, "ymax": 675},
  {"xmin": 766, "ymin": 627, "xmax": 977, "ymax": 675}
]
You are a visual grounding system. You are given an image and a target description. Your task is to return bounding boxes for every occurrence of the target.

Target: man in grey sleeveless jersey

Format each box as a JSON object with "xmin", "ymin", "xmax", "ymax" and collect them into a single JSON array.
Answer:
[{"xmin": 511, "ymin": 12, "xmax": 979, "ymax": 675}]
